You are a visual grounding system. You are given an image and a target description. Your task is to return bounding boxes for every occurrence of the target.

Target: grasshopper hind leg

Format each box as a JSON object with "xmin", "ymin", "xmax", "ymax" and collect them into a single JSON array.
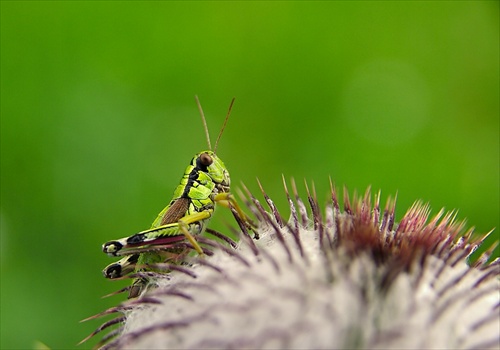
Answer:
[
  {"xmin": 127, "ymin": 248, "xmax": 192, "ymax": 298},
  {"xmin": 128, "ymin": 277, "xmax": 148, "ymax": 299},
  {"xmin": 103, "ymin": 254, "xmax": 139, "ymax": 279}
]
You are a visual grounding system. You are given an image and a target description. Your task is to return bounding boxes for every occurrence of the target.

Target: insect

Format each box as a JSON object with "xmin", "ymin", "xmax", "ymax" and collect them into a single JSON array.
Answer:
[{"xmin": 101, "ymin": 96, "xmax": 256, "ymax": 298}]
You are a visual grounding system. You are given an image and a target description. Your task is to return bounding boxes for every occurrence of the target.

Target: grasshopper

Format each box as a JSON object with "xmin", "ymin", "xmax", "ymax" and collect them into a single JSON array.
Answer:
[{"xmin": 101, "ymin": 96, "xmax": 255, "ymax": 298}]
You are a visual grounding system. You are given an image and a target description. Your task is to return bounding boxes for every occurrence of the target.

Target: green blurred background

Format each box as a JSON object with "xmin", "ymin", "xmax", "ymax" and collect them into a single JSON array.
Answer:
[{"xmin": 1, "ymin": 1, "xmax": 498, "ymax": 349}]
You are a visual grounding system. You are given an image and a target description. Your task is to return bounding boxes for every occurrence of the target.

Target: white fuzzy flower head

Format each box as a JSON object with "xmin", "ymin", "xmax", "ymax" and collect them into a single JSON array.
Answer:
[{"xmin": 83, "ymin": 179, "xmax": 500, "ymax": 349}]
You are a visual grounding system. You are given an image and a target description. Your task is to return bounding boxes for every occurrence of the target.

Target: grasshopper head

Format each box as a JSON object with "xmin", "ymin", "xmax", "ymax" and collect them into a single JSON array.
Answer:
[{"xmin": 196, "ymin": 151, "xmax": 230, "ymax": 192}]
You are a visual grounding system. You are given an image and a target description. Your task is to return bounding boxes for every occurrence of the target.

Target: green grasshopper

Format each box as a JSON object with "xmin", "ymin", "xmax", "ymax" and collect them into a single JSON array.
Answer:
[{"xmin": 102, "ymin": 96, "xmax": 255, "ymax": 298}]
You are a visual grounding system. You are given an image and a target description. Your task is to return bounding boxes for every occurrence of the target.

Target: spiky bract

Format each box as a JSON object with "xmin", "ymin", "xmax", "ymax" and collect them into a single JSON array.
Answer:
[{"xmin": 82, "ymin": 179, "xmax": 499, "ymax": 349}]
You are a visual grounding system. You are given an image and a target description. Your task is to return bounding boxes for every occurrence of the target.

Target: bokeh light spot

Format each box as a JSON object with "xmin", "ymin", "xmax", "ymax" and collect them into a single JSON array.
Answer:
[{"xmin": 341, "ymin": 60, "xmax": 430, "ymax": 145}]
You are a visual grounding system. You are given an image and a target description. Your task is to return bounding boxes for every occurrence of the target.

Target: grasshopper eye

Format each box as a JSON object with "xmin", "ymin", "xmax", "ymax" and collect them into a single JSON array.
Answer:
[{"xmin": 200, "ymin": 153, "xmax": 213, "ymax": 166}]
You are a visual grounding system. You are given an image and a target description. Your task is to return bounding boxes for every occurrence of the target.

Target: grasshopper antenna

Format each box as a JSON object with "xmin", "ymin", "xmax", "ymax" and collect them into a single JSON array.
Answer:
[
  {"xmin": 214, "ymin": 97, "xmax": 235, "ymax": 154},
  {"xmin": 195, "ymin": 95, "xmax": 212, "ymax": 151}
]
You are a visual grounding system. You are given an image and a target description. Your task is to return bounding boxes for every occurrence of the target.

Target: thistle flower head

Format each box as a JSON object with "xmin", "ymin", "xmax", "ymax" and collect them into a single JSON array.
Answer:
[{"xmin": 83, "ymin": 179, "xmax": 499, "ymax": 349}]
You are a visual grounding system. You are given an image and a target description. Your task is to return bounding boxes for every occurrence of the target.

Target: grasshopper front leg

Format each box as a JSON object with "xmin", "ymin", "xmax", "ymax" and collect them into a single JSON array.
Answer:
[{"xmin": 214, "ymin": 192, "xmax": 258, "ymax": 235}]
